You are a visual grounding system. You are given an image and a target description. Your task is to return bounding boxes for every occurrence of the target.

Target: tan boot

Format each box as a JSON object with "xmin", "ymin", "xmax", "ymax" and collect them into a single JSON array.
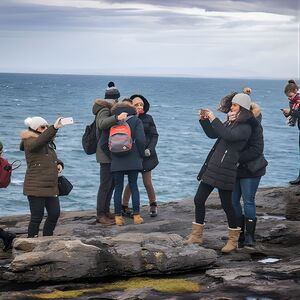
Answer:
[
  {"xmin": 133, "ymin": 214, "xmax": 144, "ymax": 225},
  {"xmin": 221, "ymin": 228, "xmax": 241, "ymax": 253},
  {"xmin": 115, "ymin": 215, "xmax": 125, "ymax": 226},
  {"xmin": 187, "ymin": 222, "xmax": 204, "ymax": 245}
]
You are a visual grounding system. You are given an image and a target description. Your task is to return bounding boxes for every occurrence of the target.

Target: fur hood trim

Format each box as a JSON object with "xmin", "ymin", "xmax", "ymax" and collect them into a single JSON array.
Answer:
[
  {"xmin": 20, "ymin": 130, "xmax": 39, "ymax": 140},
  {"xmin": 250, "ymin": 102, "xmax": 261, "ymax": 118}
]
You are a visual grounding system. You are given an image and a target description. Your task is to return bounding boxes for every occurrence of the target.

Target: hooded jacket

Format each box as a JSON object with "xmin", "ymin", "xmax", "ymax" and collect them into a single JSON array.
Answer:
[
  {"xmin": 236, "ymin": 102, "xmax": 266, "ymax": 178},
  {"xmin": 198, "ymin": 113, "xmax": 252, "ymax": 190},
  {"xmin": 130, "ymin": 95, "xmax": 159, "ymax": 172},
  {"xmin": 20, "ymin": 125, "xmax": 63, "ymax": 197},
  {"xmin": 92, "ymin": 99, "xmax": 117, "ymax": 163},
  {"xmin": 100, "ymin": 102, "xmax": 146, "ymax": 172}
]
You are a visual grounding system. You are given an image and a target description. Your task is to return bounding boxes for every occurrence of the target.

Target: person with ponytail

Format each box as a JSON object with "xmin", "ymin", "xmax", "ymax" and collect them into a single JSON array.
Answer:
[
  {"xmin": 281, "ymin": 79, "xmax": 300, "ymax": 184},
  {"xmin": 20, "ymin": 116, "xmax": 66, "ymax": 237}
]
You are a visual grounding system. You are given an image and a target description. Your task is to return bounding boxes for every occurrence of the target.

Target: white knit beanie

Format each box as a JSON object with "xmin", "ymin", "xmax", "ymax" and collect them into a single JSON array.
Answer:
[
  {"xmin": 232, "ymin": 93, "xmax": 251, "ymax": 110},
  {"xmin": 24, "ymin": 117, "xmax": 48, "ymax": 130}
]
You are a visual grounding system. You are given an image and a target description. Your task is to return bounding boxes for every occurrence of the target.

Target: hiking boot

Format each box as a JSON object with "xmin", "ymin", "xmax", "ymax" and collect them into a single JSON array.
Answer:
[
  {"xmin": 122, "ymin": 205, "xmax": 133, "ymax": 218},
  {"xmin": 149, "ymin": 202, "xmax": 157, "ymax": 217},
  {"xmin": 133, "ymin": 214, "xmax": 144, "ymax": 225},
  {"xmin": 96, "ymin": 216, "xmax": 115, "ymax": 226},
  {"xmin": 105, "ymin": 211, "xmax": 115, "ymax": 220},
  {"xmin": 115, "ymin": 215, "xmax": 125, "ymax": 226}
]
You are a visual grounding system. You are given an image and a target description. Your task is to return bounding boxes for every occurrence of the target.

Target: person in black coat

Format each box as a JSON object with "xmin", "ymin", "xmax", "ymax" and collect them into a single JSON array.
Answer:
[
  {"xmin": 100, "ymin": 102, "xmax": 146, "ymax": 226},
  {"xmin": 121, "ymin": 95, "xmax": 159, "ymax": 217},
  {"xmin": 188, "ymin": 93, "xmax": 253, "ymax": 253},
  {"xmin": 232, "ymin": 102, "xmax": 267, "ymax": 248}
]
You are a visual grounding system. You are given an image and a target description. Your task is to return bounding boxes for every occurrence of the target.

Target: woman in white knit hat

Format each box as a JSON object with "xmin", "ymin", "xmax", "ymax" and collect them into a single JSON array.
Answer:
[{"xmin": 20, "ymin": 116, "xmax": 66, "ymax": 237}]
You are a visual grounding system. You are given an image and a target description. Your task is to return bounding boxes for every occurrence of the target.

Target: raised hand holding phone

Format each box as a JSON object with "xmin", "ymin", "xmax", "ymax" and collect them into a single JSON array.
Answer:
[{"xmin": 60, "ymin": 117, "xmax": 74, "ymax": 126}]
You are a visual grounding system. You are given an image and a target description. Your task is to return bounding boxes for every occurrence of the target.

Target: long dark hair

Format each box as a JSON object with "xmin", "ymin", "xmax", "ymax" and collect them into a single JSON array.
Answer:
[{"xmin": 284, "ymin": 79, "xmax": 298, "ymax": 95}]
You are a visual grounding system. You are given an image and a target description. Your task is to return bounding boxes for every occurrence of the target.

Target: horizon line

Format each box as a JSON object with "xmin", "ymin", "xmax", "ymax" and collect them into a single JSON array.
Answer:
[{"xmin": 0, "ymin": 71, "xmax": 292, "ymax": 81}]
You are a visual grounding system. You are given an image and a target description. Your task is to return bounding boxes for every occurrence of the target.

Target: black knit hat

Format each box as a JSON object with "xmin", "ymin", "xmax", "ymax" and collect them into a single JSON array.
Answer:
[{"xmin": 0, "ymin": 141, "xmax": 3, "ymax": 153}]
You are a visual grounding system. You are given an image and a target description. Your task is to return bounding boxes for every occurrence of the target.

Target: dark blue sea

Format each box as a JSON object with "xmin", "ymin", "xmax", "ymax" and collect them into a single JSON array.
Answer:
[{"xmin": 0, "ymin": 73, "xmax": 298, "ymax": 216}]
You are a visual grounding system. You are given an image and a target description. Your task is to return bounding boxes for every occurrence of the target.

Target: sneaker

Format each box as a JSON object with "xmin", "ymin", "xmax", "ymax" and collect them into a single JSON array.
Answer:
[
  {"xmin": 149, "ymin": 202, "xmax": 157, "ymax": 217},
  {"xmin": 96, "ymin": 216, "xmax": 115, "ymax": 226},
  {"xmin": 122, "ymin": 205, "xmax": 133, "ymax": 218}
]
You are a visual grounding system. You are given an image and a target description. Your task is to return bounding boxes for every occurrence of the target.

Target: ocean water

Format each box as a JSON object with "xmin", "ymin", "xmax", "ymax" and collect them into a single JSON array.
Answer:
[{"xmin": 0, "ymin": 73, "xmax": 298, "ymax": 216}]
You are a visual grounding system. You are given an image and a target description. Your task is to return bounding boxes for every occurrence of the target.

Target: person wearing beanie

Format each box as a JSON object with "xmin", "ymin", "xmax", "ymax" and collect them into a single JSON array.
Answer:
[
  {"xmin": 187, "ymin": 95, "xmax": 253, "ymax": 253},
  {"xmin": 93, "ymin": 98, "xmax": 128, "ymax": 226},
  {"xmin": 0, "ymin": 141, "xmax": 16, "ymax": 251},
  {"xmin": 231, "ymin": 102, "xmax": 267, "ymax": 248},
  {"xmin": 20, "ymin": 116, "xmax": 67, "ymax": 237},
  {"xmin": 122, "ymin": 94, "xmax": 159, "ymax": 218},
  {"xmin": 281, "ymin": 79, "xmax": 300, "ymax": 184},
  {"xmin": 104, "ymin": 81, "xmax": 120, "ymax": 100}
]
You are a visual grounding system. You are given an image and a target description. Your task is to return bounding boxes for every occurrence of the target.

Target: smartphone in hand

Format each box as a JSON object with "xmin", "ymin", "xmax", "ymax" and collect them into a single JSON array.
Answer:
[{"xmin": 60, "ymin": 117, "xmax": 74, "ymax": 126}]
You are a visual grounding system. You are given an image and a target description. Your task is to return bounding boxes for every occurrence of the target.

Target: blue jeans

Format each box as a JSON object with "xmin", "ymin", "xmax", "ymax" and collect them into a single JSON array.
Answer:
[
  {"xmin": 232, "ymin": 177, "xmax": 261, "ymax": 219},
  {"xmin": 113, "ymin": 170, "xmax": 140, "ymax": 215}
]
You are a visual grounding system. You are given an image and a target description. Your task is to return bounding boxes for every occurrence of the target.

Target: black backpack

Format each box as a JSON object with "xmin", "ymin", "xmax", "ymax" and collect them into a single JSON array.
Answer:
[{"xmin": 82, "ymin": 117, "xmax": 99, "ymax": 155}]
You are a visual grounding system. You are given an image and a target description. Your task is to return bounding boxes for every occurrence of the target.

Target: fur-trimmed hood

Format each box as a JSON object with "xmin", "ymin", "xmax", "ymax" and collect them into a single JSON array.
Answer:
[
  {"xmin": 111, "ymin": 102, "xmax": 137, "ymax": 116},
  {"xmin": 250, "ymin": 102, "xmax": 261, "ymax": 119},
  {"xmin": 20, "ymin": 129, "xmax": 40, "ymax": 140},
  {"xmin": 92, "ymin": 99, "xmax": 115, "ymax": 115}
]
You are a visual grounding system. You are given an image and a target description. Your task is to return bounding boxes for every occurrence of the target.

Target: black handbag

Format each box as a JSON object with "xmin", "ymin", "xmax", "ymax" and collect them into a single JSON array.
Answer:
[
  {"xmin": 58, "ymin": 176, "xmax": 73, "ymax": 196},
  {"xmin": 246, "ymin": 155, "xmax": 268, "ymax": 173}
]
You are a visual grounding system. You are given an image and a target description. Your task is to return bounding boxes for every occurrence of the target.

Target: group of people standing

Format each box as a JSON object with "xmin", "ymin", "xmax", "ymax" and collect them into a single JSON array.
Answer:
[
  {"xmin": 0, "ymin": 79, "xmax": 299, "ymax": 254},
  {"xmin": 94, "ymin": 82, "xmax": 159, "ymax": 226}
]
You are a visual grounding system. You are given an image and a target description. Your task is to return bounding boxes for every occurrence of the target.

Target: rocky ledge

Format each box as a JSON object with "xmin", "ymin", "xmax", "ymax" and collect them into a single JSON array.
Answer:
[{"xmin": 0, "ymin": 186, "xmax": 300, "ymax": 299}]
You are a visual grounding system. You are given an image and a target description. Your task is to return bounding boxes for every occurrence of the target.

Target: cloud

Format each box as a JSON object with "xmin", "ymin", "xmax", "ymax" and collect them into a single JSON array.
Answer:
[{"xmin": 0, "ymin": 0, "xmax": 298, "ymax": 78}]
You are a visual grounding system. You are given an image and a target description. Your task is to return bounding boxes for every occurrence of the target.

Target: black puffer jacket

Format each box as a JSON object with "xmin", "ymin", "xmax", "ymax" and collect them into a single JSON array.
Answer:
[
  {"xmin": 237, "ymin": 103, "xmax": 267, "ymax": 178},
  {"xmin": 130, "ymin": 95, "xmax": 159, "ymax": 172},
  {"xmin": 198, "ymin": 116, "xmax": 252, "ymax": 190}
]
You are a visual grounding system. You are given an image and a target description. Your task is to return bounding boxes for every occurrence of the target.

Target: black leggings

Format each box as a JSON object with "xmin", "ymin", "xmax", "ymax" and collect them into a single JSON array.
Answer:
[
  {"xmin": 194, "ymin": 181, "xmax": 237, "ymax": 228},
  {"xmin": 27, "ymin": 196, "xmax": 60, "ymax": 237}
]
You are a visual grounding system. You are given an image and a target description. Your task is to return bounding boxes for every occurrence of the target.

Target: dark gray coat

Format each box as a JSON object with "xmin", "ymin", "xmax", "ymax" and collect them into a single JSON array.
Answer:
[
  {"xmin": 198, "ymin": 117, "xmax": 252, "ymax": 190},
  {"xmin": 100, "ymin": 103, "xmax": 146, "ymax": 173}
]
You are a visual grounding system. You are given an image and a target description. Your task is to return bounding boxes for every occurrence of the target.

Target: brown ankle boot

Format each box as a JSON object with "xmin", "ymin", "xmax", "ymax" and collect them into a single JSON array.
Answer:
[
  {"xmin": 105, "ymin": 211, "xmax": 115, "ymax": 220},
  {"xmin": 221, "ymin": 228, "xmax": 241, "ymax": 253},
  {"xmin": 133, "ymin": 214, "xmax": 144, "ymax": 225},
  {"xmin": 115, "ymin": 215, "xmax": 125, "ymax": 226},
  {"xmin": 187, "ymin": 222, "xmax": 204, "ymax": 245},
  {"xmin": 96, "ymin": 215, "xmax": 115, "ymax": 226}
]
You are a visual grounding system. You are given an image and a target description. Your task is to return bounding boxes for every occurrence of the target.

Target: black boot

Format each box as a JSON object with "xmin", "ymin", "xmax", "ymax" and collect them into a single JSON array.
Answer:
[
  {"xmin": 244, "ymin": 218, "xmax": 257, "ymax": 247},
  {"xmin": 0, "ymin": 228, "xmax": 16, "ymax": 252},
  {"xmin": 289, "ymin": 175, "xmax": 300, "ymax": 185},
  {"xmin": 236, "ymin": 215, "xmax": 245, "ymax": 248}
]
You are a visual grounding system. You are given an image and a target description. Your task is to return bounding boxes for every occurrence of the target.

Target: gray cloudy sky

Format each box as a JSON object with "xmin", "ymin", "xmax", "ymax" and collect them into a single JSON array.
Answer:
[{"xmin": 0, "ymin": 0, "xmax": 299, "ymax": 78}]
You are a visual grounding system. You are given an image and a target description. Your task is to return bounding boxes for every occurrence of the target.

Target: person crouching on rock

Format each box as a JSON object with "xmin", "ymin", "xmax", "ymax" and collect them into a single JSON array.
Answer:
[
  {"xmin": 100, "ymin": 101, "xmax": 146, "ymax": 226},
  {"xmin": 20, "ymin": 116, "xmax": 65, "ymax": 238},
  {"xmin": 188, "ymin": 93, "xmax": 253, "ymax": 253}
]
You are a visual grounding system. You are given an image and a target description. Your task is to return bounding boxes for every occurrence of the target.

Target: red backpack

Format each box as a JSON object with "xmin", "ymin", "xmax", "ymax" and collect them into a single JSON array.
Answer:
[
  {"xmin": 109, "ymin": 116, "xmax": 133, "ymax": 155},
  {"xmin": 0, "ymin": 158, "xmax": 21, "ymax": 188}
]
